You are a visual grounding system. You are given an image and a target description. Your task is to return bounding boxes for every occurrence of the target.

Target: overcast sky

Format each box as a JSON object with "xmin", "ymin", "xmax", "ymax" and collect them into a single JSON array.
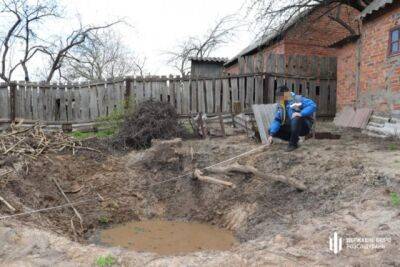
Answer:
[{"xmin": 56, "ymin": 0, "xmax": 255, "ymax": 75}]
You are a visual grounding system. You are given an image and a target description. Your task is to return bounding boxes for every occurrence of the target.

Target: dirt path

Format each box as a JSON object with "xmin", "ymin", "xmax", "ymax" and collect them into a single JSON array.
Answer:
[{"xmin": 1, "ymin": 124, "xmax": 400, "ymax": 266}]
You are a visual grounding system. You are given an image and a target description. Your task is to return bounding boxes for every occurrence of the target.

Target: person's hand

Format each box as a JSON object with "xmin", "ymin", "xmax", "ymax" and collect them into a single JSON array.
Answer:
[
  {"xmin": 267, "ymin": 135, "xmax": 273, "ymax": 145},
  {"xmin": 292, "ymin": 112, "xmax": 302, "ymax": 119}
]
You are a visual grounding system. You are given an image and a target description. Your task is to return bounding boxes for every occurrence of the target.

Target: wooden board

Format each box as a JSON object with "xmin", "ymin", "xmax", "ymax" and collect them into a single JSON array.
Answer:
[
  {"xmin": 182, "ymin": 80, "xmax": 190, "ymax": 114},
  {"xmin": 222, "ymin": 78, "xmax": 230, "ymax": 112},
  {"xmin": 197, "ymin": 80, "xmax": 205, "ymax": 113},
  {"xmin": 214, "ymin": 79, "xmax": 222, "ymax": 113},
  {"xmin": 190, "ymin": 79, "xmax": 197, "ymax": 113},
  {"xmin": 252, "ymin": 104, "xmax": 277, "ymax": 144},
  {"xmin": 205, "ymin": 79, "xmax": 214, "ymax": 113},
  {"xmin": 246, "ymin": 76, "xmax": 254, "ymax": 109},
  {"xmin": 238, "ymin": 77, "xmax": 245, "ymax": 112},
  {"xmin": 255, "ymin": 75, "xmax": 263, "ymax": 104}
]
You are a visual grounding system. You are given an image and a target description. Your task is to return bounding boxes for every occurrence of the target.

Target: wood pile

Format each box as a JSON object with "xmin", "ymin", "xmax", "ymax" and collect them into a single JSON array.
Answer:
[{"xmin": 0, "ymin": 122, "xmax": 98, "ymax": 161}]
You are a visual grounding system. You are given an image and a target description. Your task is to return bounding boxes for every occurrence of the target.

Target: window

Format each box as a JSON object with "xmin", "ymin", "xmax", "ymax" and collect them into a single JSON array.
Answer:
[{"xmin": 390, "ymin": 27, "xmax": 400, "ymax": 56}]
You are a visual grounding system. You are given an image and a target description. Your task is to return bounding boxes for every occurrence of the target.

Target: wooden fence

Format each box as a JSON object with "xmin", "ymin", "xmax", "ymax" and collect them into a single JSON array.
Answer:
[{"xmin": 0, "ymin": 73, "xmax": 336, "ymax": 124}]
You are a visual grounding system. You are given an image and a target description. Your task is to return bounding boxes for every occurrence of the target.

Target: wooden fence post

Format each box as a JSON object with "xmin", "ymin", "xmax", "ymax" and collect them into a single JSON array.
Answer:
[
  {"xmin": 125, "ymin": 77, "xmax": 132, "ymax": 110},
  {"xmin": 9, "ymin": 82, "xmax": 16, "ymax": 123}
]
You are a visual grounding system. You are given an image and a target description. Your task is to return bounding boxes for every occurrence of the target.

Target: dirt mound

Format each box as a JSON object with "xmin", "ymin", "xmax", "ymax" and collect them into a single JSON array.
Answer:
[{"xmin": 114, "ymin": 100, "xmax": 183, "ymax": 149}]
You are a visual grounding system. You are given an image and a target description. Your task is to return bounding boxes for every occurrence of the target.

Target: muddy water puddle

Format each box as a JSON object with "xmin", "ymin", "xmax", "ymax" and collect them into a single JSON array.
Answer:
[{"xmin": 99, "ymin": 220, "xmax": 237, "ymax": 255}]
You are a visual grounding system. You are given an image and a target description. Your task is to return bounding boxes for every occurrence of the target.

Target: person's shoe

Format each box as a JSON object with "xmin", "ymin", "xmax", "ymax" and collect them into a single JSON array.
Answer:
[{"xmin": 285, "ymin": 144, "xmax": 298, "ymax": 152}]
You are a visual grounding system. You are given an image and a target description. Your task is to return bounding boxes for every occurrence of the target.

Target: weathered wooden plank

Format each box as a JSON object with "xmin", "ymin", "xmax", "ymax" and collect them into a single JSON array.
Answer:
[
  {"xmin": 0, "ymin": 87, "xmax": 9, "ymax": 119},
  {"xmin": 182, "ymin": 80, "xmax": 190, "ymax": 114},
  {"xmin": 205, "ymin": 79, "xmax": 214, "ymax": 114},
  {"xmin": 190, "ymin": 79, "xmax": 197, "ymax": 112},
  {"xmin": 31, "ymin": 84, "xmax": 39, "ymax": 120},
  {"xmin": 329, "ymin": 79, "xmax": 337, "ymax": 116},
  {"xmin": 310, "ymin": 56, "xmax": 318, "ymax": 77},
  {"xmin": 144, "ymin": 80, "xmax": 152, "ymax": 100},
  {"xmin": 88, "ymin": 84, "xmax": 98, "ymax": 120},
  {"xmin": 168, "ymin": 78, "xmax": 175, "ymax": 107},
  {"xmin": 252, "ymin": 104, "xmax": 277, "ymax": 144},
  {"xmin": 266, "ymin": 53, "xmax": 275, "ymax": 73},
  {"xmin": 37, "ymin": 86, "xmax": 45, "ymax": 120},
  {"xmin": 277, "ymin": 54, "xmax": 285, "ymax": 74},
  {"xmin": 238, "ymin": 77, "xmax": 245, "ymax": 112},
  {"xmin": 319, "ymin": 80, "xmax": 329, "ymax": 116},
  {"xmin": 214, "ymin": 79, "xmax": 222, "ymax": 113},
  {"xmin": 176, "ymin": 80, "xmax": 182, "ymax": 114},
  {"xmin": 246, "ymin": 76, "xmax": 254, "ymax": 108},
  {"xmin": 152, "ymin": 80, "xmax": 160, "ymax": 101},
  {"xmin": 255, "ymin": 75, "xmax": 263, "ymax": 104},
  {"xmin": 197, "ymin": 80, "xmax": 205, "ymax": 113},
  {"xmin": 222, "ymin": 78, "xmax": 230, "ymax": 112},
  {"xmin": 80, "ymin": 85, "xmax": 90, "ymax": 121},
  {"xmin": 255, "ymin": 52, "xmax": 264, "ymax": 73},
  {"xmin": 267, "ymin": 76, "xmax": 275, "ymax": 103}
]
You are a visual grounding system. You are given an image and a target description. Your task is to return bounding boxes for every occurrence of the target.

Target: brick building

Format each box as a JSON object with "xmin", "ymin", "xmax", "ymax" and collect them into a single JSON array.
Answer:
[
  {"xmin": 224, "ymin": 4, "xmax": 360, "ymax": 74},
  {"xmin": 336, "ymin": 0, "xmax": 400, "ymax": 116}
]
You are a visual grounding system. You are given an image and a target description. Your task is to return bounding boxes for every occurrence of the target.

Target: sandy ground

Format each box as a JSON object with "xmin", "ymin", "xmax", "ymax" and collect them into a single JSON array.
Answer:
[{"xmin": 1, "ymin": 123, "xmax": 400, "ymax": 266}]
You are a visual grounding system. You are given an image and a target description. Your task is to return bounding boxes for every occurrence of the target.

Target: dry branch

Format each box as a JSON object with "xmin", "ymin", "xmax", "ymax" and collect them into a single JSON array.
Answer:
[
  {"xmin": 207, "ymin": 163, "xmax": 306, "ymax": 191},
  {"xmin": 0, "ymin": 195, "xmax": 16, "ymax": 212},
  {"xmin": 51, "ymin": 177, "xmax": 84, "ymax": 230},
  {"xmin": 193, "ymin": 169, "xmax": 236, "ymax": 188}
]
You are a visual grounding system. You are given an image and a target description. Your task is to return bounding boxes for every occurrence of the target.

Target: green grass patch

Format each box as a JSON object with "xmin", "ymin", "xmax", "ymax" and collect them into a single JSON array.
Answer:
[
  {"xmin": 95, "ymin": 255, "xmax": 116, "ymax": 267},
  {"xmin": 70, "ymin": 129, "xmax": 115, "ymax": 140},
  {"xmin": 390, "ymin": 192, "xmax": 400, "ymax": 207},
  {"xmin": 388, "ymin": 144, "xmax": 397, "ymax": 151}
]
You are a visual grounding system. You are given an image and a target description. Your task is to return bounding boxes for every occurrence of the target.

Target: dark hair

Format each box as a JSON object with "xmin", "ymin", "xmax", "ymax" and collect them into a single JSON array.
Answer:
[{"xmin": 276, "ymin": 85, "xmax": 289, "ymax": 96}]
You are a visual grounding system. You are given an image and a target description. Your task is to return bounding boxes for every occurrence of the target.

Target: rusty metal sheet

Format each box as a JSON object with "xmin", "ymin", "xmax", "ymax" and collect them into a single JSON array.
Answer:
[{"xmin": 349, "ymin": 108, "xmax": 373, "ymax": 129}]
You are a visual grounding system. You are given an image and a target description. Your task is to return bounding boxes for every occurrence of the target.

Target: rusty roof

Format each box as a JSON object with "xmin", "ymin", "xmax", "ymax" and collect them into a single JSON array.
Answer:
[{"xmin": 359, "ymin": 0, "xmax": 394, "ymax": 19}]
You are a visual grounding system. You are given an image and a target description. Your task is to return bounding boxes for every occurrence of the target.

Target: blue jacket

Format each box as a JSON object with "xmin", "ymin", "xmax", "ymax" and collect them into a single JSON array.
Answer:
[{"xmin": 269, "ymin": 93, "xmax": 317, "ymax": 135}]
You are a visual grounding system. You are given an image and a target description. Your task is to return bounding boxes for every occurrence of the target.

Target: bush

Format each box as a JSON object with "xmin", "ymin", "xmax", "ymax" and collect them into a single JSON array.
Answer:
[{"xmin": 114, "ymin": 100, "xmax": 183, "ymax": 149}]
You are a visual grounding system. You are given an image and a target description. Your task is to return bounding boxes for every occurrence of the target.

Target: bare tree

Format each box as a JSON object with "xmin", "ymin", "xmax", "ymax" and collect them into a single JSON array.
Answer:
[
  {"xmin": 246, "ymin": 0, "xmax": 372, "ymax": 37},
  {"xmin": 57, "ymin": 28, "xmax": 145, "ymax": 82},
  {"xmin": 0, "ymin": 0, "xmax": 58, "ymax": 83},
  {"xmin": 165, "ymin": 15, "xmax": 238, "ymax": 76},
  {"xmin": 39, "ymin": 20, "xmax": 123, "ymax": 83}
]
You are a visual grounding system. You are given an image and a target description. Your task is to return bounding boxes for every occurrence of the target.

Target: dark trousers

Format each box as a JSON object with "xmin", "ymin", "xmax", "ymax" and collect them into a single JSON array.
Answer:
[{"xmin": 274, "ymin": 117, "xmax": 312, "ymax": 146}]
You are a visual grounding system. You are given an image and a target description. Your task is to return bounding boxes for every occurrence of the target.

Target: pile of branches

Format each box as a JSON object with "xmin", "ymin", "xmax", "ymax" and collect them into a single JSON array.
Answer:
[
  {"xmin": 114, "ymin": 100, "xmax": 182, "ymax": 149},
  {"xmin": 0, "ymin": 122, "xmax": 97, "ymax": 162}
]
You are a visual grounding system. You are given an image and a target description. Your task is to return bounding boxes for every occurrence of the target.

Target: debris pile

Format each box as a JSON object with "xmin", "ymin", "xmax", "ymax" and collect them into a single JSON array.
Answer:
[
  {"xmin": 0, "ymin": 122, "xmax": 96, "ymax": 163},
  {"xmin": 114, "ymin": 100, "xmax": 183, "ymax": 149}
]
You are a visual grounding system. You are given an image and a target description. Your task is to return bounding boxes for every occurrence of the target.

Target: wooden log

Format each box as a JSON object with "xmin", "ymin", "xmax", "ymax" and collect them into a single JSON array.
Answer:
[
  {"xmin": 207, "ymin": 163, "xmax": 306, "ymax": 191},
  {"xmin": 193, "ymin": 169, "xmax": 236, "ymax": 188}
]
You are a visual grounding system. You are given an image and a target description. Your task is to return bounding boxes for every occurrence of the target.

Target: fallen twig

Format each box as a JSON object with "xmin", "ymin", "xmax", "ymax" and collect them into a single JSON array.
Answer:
[
  {"xmin": 51, "ymin": 177, "xmax": 84, "ymax": 230},
  {"xmin": 0, "ymin": 195, "xmax": 16, "ymax": 212}
]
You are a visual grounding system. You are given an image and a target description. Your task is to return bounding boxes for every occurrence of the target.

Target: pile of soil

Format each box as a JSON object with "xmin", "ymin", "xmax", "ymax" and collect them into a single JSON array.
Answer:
[{"xmin": 114, "ymin": 100, "xmax": 183, "ymax": 149}]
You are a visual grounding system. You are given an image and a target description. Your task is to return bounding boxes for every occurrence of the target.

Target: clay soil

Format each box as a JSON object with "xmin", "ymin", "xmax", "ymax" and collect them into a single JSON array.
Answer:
[{"xmin": 1, "ymin": 122, "xmax": 400, "ymax": 266}]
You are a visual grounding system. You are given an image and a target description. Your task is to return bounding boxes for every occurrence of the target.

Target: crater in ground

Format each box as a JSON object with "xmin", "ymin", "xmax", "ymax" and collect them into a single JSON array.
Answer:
[{"xmin": 1, "ymin": 123, "xmax": 400, "ymax": 266}]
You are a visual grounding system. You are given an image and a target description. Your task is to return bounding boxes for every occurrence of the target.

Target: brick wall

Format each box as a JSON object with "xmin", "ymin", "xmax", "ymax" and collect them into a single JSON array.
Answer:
[
  {"xmin": 336, "ymin": 41, "xmax": 357, "ymax": 108},
  {"xmin": 358, "ymin": 3, "xmax": 400, "ymax": 114},
  {"xmin": 225, "ymin": 4, "xmax": 359, "ymax": 74}
]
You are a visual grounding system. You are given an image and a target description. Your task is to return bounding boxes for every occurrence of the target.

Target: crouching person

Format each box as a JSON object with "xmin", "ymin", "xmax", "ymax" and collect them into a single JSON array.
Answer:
[{"xmin": 267, "ymin": 85, "xmax": 317, "ymax": 152}]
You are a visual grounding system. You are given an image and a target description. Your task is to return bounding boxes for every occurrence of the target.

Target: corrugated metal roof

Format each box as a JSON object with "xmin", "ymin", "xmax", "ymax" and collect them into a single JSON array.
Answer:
[
  {"xmin": 359, "ymin": 0, "xmax": 394, "ymax": 19},
  {"xmin": 189, "ymin": 57, "xmax": 228, "ymax": 63}
]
